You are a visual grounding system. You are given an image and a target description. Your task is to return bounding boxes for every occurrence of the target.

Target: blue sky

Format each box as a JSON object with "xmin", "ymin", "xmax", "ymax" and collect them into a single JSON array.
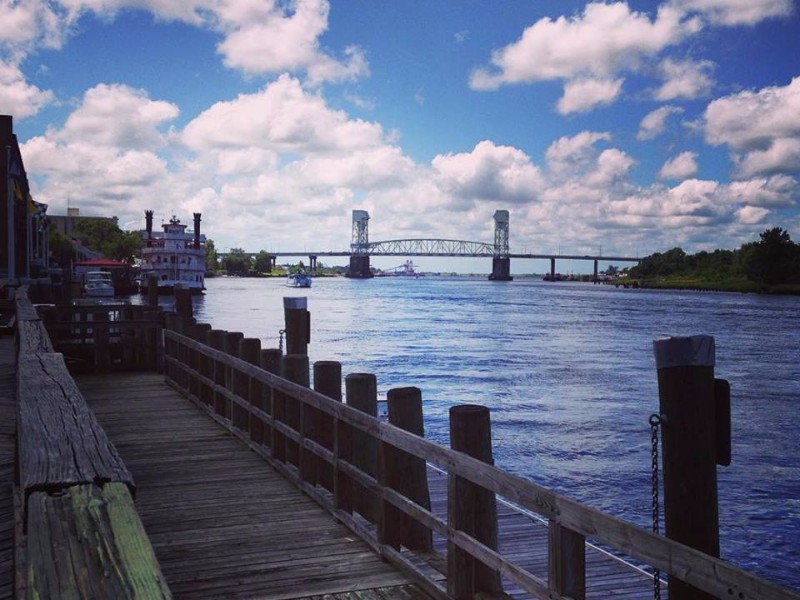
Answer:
[{"xmin": 2, "ymin": 0, "xmax": 799, "ymax": 271}]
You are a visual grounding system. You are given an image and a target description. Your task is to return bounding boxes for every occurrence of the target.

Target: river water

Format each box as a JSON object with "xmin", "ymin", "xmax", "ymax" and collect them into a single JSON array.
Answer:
[{"xmin": 175, "ymin": 275, "xmax": 798, "ymax": 590}]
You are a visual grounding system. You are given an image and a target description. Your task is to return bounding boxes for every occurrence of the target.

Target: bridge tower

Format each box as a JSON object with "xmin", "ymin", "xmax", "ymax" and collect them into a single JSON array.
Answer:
[
  {"xmin": 488, "ymin": 210, "xmax": 513, "ymax": 281},
  {"xmin": 346, "ymin": 209, "xmax": 374, "ymax": 279}
]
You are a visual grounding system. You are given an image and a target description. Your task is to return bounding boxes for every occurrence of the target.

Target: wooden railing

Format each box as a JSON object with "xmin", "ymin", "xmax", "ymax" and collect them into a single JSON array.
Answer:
[
  {"xmin": 161, "ymin": 317, "xmax": 800, "ymax": 600},
  {"xmin": 39, "ymin": 302, "xmax": 163, "ymax": 371},
  {"xmin": 14, "ymin": 288, "xmax": 171, "ymax": 599}
]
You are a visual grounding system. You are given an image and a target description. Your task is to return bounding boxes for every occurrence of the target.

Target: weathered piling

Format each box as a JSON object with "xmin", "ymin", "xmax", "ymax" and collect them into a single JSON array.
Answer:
[
  {"xmin": 239, "ymin": 337, "xmax": 261, "ymax": 434},
  {"xmin": 281, "ymin": 354, "xmax": 309, "ymax": 473},
  {"xmin": 259, "ymin": 348, "xmax": 282, "ymax": 449},
  {"xmin": 654, "ymin": 335, "xmax": 727, "ymax": 600},
  {"xmin": 207, "ymin": 329, "xmax": 227, "ymax": 417},
  {"xmin": 190, "ymin": 322, "xmax": 212, "ymax": 403},
  {"xmin": 345, "ymin": 373, "xmax": 378, "ymax": 522},
  {"xmin": 448, "ymin": 404, "xmax": 502, "ymax": 599},
  {"xmin": 380, "ymin": 386, "xmax": 433, "ymax": 551},
  {"xmin": 283, "ymin": 297, "xmax": 310, "ymax": 355},
  {"xmin": 147, "ymin": 274, "xmax": 158, "ymax": 307},
  {"xmin": 223, "ymin": 332, "xmax": 244, "ymax": 421},
  {"xmin": 313, "ymin": 361, "xmax": 342, "ymax": 492},
  {"xmin": 175, "ymin": 285, "xmax": 193, "ymax": 319}
]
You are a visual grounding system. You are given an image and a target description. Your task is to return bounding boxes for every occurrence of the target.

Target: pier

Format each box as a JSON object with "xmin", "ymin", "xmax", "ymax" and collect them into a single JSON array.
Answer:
[{"xmin": 2, "ymin": 287, "xmax": 799, "ymax": 600}]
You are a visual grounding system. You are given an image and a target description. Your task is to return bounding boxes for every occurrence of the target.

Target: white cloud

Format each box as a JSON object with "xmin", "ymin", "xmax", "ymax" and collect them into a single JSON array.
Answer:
[
  {"xmin": 545, "ymin": 131, "xmax": 612, "ymax": 176},
  {"xmin": 670, "ymin": 0, "xmax": 793, "ymax": 26},
  {"xmin": 658, "ymin": 151, "xmax": 699, "ymax": 180},
  {"xmin": 726, "ymin": 174, "xmax": 798, "ymax": 207},
  {"xmin": 737, "ymin": 138, "xmax": 800, "ymax": 178},
  {"xmin": 57, "ymin": 83, "xmax": 179, "ymax": 150},
  {"xmin": 557, "ymin": 78, "xmax": 624, "ymax": 114},
  {"xmin": 432, "ymin": 140, "xmax": 544, "ymax": 206},
  {"xmin": 655, "ymin": 57, "xmax": 714, "ymax": 100},
  {"xmin": 0, "ymin": 60, "xmax": 55, "ymax": 117},
  {"xmin": 704, "ymin": 77, "xmax": 800, "ymax": 177},
  {"xmin": 180, "ymin": 75, "xmax": 386, "ymax": 154},
  {"xmin": 469, "ymin": 2, "xmax": 700, "ymax": 90},
  {"xmin": 214, "ymin": 0, "xmax": 368, "ymax": 84},
  {"xmin": 637, "ymin": 105, "xmax": 684, "ymax": 140},
  {"xmin": 735, "ymin": 205, "xmax": 769, "ymax": 224}
]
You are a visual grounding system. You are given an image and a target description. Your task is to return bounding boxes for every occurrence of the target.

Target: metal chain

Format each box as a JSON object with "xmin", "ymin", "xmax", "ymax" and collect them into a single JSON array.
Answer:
[
  {"xmin": 278, "ymin": 329, "xmax": 285, "ymax": 353},
  {"xmin": 649, "ymin": 414, "xmax": 663, "ymax": 600}
]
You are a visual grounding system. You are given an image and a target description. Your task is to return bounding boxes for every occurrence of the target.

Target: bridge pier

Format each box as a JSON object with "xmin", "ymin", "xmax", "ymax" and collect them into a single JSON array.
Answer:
[
  {"xmin": 593, "ymin": 259, "xmax": 598, "ymax": 284},
  {"xmin": 309, "ymin": 255, "xmax": 317, "ymax": 273},
  {"xmin": 488, "ymin": 257, "xmax": 513, "ymax": 281},
  {"xmin": 550, "ymin": 257, "xmax": 556, "ymax": 280},
  {"xmin": 346, "ymin": 255, "xmax": 374, "ymax": 279},
  {"xmin": 267, "ymin": 255, "xmax": 276, "ymax": 273}
]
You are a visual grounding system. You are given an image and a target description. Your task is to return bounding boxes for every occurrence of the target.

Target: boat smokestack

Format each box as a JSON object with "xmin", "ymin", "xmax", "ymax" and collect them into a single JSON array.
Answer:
[
  {"xmin": 193, "ymin": 213, "xmax": 201, "ymax": 248},
  {"xmin": 145, "ymin": 210, "xmax": 154, "ymax": 238}
]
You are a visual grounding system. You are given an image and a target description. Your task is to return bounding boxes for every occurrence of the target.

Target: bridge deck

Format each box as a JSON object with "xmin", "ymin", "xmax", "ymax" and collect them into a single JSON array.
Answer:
[{"xmin": 74, "ymin": 371, "xmax": 663, "ymax": 600}]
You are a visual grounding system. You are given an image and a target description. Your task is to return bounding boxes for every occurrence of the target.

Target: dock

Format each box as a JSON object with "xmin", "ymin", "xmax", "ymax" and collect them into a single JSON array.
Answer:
[{"xmin": 4, "ymin": 286, "xmax": 799, "ymax": 600}]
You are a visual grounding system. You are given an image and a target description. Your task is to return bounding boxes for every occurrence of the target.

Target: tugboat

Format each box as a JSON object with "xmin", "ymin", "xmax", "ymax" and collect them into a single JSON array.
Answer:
[{"xmin": 139, "ymin": 211, "xmax": 206, "ymax": 294}]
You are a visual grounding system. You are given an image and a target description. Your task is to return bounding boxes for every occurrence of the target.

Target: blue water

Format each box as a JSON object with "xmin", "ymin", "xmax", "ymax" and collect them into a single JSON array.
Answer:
[{"xmin": 180, "ymin": 276, "xmax": 799, "ymax": 590}]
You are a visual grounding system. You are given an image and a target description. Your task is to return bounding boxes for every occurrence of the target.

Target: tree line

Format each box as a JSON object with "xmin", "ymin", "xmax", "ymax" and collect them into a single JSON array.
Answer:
[{"xmin": 628, "ymin": 227, "xmax": 800, "ymax": 288}]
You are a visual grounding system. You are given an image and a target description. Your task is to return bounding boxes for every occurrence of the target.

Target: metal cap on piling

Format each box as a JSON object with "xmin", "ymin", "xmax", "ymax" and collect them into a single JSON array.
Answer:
[{"xmin": 653, "ymin": 335, "xmax": 715, "ymax": 369}]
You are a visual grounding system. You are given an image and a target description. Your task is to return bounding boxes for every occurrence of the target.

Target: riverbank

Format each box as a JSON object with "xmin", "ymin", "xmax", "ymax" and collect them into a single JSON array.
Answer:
[{"xmin": 622, "ymin": 276, "xmax": 800, "ymax": 295}]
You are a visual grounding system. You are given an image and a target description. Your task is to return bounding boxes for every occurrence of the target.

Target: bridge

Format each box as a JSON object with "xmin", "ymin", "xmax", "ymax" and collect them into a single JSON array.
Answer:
[{"xmin": 220, "ymin": 210, "xmax": 641, "ymax": 281}]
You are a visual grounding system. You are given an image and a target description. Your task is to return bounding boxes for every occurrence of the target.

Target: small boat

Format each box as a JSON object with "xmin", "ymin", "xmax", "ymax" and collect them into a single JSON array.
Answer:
[
  {"xmin": 82, "ymin": 271, "xmax": 115, "ymax": 298},
  {"xmin": 286, "ymin": 270, "xmax": 312, "ymax": 288}
]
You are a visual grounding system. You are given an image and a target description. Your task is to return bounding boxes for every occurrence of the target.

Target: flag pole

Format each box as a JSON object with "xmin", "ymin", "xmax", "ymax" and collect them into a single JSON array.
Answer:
[{"xmin": 5, "ymin": 145, "xmax": 14, "ymax": 284}]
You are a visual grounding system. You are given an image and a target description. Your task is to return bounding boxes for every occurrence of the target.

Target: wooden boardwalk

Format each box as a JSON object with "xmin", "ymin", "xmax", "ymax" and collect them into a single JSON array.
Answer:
[
  {"xmin": 75, "ymin": 371, "xmax": 663, "ymax": 600},
  {"xmin": 0, "ymin": 336, "xmax": 16, "ymax": 600},
  {"xmin": 76, "ymin": 372, "xmax": 429, "ymax": 600}
]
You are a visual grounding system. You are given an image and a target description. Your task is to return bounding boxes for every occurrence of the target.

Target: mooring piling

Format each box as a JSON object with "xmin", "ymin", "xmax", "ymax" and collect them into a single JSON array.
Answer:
[{"xmin": 654, "ymin": 335, "xmax": 730, "ymax": 600}]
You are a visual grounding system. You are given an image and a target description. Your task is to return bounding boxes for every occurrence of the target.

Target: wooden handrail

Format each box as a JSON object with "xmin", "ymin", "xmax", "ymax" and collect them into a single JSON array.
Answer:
[
  {"xmin": 15, "ymin": 288, "xmax": 171, "ymax": 598},
  {"xmin": 164, "ymin": 328, "xmax": 800, "ymax": 600}
]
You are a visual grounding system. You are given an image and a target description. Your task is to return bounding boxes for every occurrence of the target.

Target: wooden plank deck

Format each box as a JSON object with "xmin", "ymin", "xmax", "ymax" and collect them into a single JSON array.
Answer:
[
  {"xmin": 76, "ymin": 371, "xmax": 663, "ymax": 600},
  {"xmin": 0, "ymin": 336, "xmax": 17, "ymax": 600},
  {"xmin": 76, "ymin": 372, "xmax": 430, "ymax": 600}
]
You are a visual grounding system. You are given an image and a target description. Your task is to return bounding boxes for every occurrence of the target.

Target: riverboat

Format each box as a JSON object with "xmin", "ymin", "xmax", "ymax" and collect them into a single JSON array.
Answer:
[
  {"xmin": 81, "ymin": 271, "xmax": 115, "ymax": 298},
  {"xmin": 139, "ymin": 211, "xmax": 206, "ymax": 294},
  {"xmin": 285, "ymin": 270, "xmax": 312, "ymax": 288}
]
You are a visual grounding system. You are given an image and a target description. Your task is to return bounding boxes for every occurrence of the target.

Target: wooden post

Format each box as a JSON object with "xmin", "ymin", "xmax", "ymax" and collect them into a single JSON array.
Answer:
[
  {"xmin": 654, "ymin": 335, "xmax": 721, "ymax": 600},
  {"xmin": 448, "ymin": 404, "xmax": 502, "ymax": 600},
  {"xmin": 163, "ymin": 312, "xmax": 179, "ymax": 382},
  {"xmin": 93, "ymin": 309, "xmax": 110, "ymax": 371},
  {"xmin": 283, "ymin": 296, "xmax": 310, "ymax": 356},
  {"xmin": 207, "ymin": 329, "xmax": 227, "ymax": 417},
  {"xmin": 548, "ymin": 521, "xmax": 585, "ymax": 599},
  {"xmin": 380, "ymin": 386, "xmax": 432, "ymax": 551},
  {"xmin": 174, "ymin": 285, "xmax": 193, "ymax": 319},
  {"xmin": 281, "ymin": 354, "xmax": 309, "ymax": 475},
  {"xmin": 147, "ymin": 274, "xmax": 158, "ymax": 307},
  {"xmin": 191, "ymin": 323, "xmax": 212, "ymax": 403},
  {"xmin": 313, "ymin": 361, "xmax": 342, "ymax": 492},
  {"xmin": 223, "ymin": 332, "xmax": 243, "ymax": 422},
  {"xmin": 239, "ymin": 337, "xmax": 261, "ymax": 439},
  {"xmin": 260, "ymin": 348, "xmax": 282, "ymax": 451},
  {"xmin": 345, "ymin": 373, "xmax": 378, "ymax": 523},
  {"xmin": 143, "ymin": 309, "xmax": 161, "ymax": 371}
]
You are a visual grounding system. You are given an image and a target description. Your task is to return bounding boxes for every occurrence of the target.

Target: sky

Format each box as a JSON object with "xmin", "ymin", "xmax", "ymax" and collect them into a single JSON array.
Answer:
[{"xmin": 1, "ymin": 0, "xmax": 799, "ymax": 272}]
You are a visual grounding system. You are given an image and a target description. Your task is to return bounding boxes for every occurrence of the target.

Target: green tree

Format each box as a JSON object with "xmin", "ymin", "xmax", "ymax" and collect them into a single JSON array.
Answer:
[
  {"xmin": 746, "ymin": 227, "xmax": 799, "ymax": 285},
  {"xmin": 72, "ymin": 217, "xmax": 141, "ymax": 263},
  {"xmin": 221, "ymin": 248, "xmax": 252, "ymax": 275},
  {"xmin": 205, "ymin": 239, "xmax": 219, "ymax": 272},
  {"xmin": 254, "ymin": 251, "xmax": 273, "ymax": 273}
]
